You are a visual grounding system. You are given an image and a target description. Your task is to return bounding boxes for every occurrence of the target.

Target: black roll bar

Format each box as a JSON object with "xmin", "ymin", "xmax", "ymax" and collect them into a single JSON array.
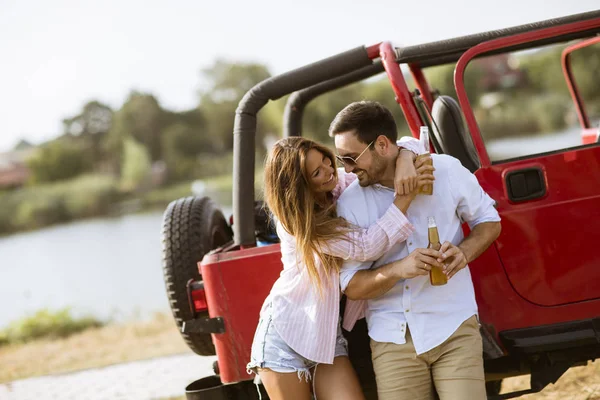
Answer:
[
  {"xmin": 282, "ymin": 61, "xmax": 385, "ymax": 138},
  {"xmin": 233, "ymin": 46, "xmax": 375, "ymax": 246},
  {"xmin": 397, "ymin": 10, "xmax": 600, "ymax": 67}
]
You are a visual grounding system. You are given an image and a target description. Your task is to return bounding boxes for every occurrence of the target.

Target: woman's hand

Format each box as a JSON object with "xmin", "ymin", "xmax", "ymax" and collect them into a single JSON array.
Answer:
[{"xmin": 394, "ymin": 149, "xmax": 417, "ymax": 195}]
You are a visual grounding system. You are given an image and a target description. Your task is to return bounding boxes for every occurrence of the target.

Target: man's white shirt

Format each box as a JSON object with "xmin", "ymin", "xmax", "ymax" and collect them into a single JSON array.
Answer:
[{"xmin": 337, "ymin": 154, "xmax": 500, "ymax": 355}]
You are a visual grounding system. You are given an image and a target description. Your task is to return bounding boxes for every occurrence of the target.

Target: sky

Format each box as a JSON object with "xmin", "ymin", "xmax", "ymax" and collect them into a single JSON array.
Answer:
[{"xmin": 0, "ymin": 0, "xmax": 598, "ymax": 152}]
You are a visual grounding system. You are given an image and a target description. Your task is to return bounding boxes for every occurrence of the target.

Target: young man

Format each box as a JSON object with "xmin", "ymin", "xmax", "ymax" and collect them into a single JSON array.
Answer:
[{"xmin": 330, "ymin": 101, "xmax": 501, "ymax": 400}]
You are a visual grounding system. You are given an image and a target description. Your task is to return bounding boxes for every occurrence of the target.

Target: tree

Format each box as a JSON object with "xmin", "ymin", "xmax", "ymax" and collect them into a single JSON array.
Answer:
[
  {"xmin": 62, "ymin": 101, "xmax": 113, "ymax": 137},
  {"xmin": 198, "ymin": 60, "xmax": 273, "ymax": 151},
  {"xmin": 106, "ymin": 92, "xmax": 167, "ymax": 163},
  {"xmin": 161, "ymin": 121, "xmax": 207, "ymax": 181},
  {"xmin": 27, "ymin": 139, "xmax": 93, "ymax": 183},
  {"xmin": 199, "ymin": 60, "xmax": 272, "ymax": 104},
  {"xmin": 120, "ymin": 136, "xmax": 151, "ymax": 191},
  {"xmin": 62, "ymin": 100, "xmax": 113, "ymax": 166}
]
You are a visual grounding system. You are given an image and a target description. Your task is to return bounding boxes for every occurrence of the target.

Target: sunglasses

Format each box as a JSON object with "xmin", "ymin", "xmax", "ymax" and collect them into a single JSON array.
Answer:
[{"xmin": 335, "ymin": 140, "xmax": 374, "ymax": 167}]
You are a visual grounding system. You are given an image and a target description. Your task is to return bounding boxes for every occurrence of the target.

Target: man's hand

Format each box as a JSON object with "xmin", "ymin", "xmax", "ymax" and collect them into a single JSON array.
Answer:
[
  {"xmin": 345, "ymin": 247, "xmax": 444, "ymax": 300},
  {"xmin": 393, "ymin": 248, "xmax": 443, "ymax": 279},
  {"xmin": 394, "ymin": 149, "xmax": 417, "ymax": 195},
  {"xmin": 438, "ymin": 241, "xmax": 468, "ymax": 279}
]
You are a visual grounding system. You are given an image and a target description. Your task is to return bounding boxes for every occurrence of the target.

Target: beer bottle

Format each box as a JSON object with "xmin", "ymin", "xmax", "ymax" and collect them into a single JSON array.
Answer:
[
  {"xmin": 416, "ymin": 126, "xmax": 433, "ymax": 195},
  {"xmin": 428, "ymin": 216, "xmax": 447, "ymax": 286}
]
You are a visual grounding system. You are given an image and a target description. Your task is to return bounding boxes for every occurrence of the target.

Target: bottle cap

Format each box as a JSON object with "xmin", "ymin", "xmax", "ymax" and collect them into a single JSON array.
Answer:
[{"xmin": 419, "ymin": 126, "xmax": 430, "ymax": 154}]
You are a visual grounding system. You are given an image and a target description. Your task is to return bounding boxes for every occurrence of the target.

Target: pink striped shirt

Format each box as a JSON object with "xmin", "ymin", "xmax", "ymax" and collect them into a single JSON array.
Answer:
[{"xmin": 262, "ymin": 138, "xmax": 420, "ymax": 364}]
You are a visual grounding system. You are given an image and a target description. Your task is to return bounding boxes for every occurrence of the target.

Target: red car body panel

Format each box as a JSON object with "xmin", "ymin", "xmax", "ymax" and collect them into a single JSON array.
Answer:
[{"xmin": 200, "ymin": 245, "xmax": 282, "ymax": 383}]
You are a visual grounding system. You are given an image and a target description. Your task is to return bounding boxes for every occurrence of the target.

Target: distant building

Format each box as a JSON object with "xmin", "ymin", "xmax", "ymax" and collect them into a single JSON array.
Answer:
[{"xmin": 0, "ymin": 141, "xmax": 36, "ymax": 189}]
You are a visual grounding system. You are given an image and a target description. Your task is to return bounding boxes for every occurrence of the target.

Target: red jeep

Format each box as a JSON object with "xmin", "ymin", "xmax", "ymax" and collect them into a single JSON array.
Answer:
[{"xmin": 161, "ymin": 10, "xmax": 600, "ymax": 400}]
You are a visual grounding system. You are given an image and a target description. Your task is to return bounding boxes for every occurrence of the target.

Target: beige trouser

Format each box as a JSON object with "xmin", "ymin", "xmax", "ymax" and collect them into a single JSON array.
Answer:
[{"xmin": 370, "ymin": 315, "xmax": 486, "ymax": 400}]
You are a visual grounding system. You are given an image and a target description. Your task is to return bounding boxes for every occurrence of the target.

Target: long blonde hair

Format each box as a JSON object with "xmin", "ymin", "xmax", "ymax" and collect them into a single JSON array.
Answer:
[{"xmin": 264, "ymin": 137, "xmax": 352, "ymax": 293}]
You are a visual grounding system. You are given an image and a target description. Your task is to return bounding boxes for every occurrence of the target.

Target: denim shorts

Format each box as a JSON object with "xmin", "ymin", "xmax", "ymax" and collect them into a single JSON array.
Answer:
[{"xmin": 246, "ymin": 303, "xmax": 349, "ymax": 381}]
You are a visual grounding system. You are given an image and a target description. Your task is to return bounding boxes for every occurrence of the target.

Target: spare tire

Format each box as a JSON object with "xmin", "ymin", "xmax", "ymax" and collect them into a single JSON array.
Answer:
[{"xmin": 162, "ymin": 196, "xmax": 233, "ymax": 356}]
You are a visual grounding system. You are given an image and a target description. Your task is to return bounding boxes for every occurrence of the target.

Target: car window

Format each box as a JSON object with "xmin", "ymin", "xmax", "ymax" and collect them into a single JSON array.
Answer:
[
  {"xmin": 463, "ymin": 42, "xmax": 599, "ymax": 162},
  {"xmin": 425, "ymin": 42, "xmax": 599, "ymax": 163}
]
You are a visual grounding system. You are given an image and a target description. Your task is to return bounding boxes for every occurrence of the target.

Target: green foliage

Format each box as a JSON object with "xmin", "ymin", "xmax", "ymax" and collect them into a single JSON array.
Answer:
[
  {"xmin": 107, "ymin": 92, "xmax": 168, "ymax": 163},
  {"xmin": 63, "ymin": 101, "xmax": 113, "ymax": 136},
  {"xmin": 27, "ymin": 139, "xmax": 93, "ymax": 183},
  {"xmin": 0, "ymin": 174, "xmax": 120, "ymax": 234},
  {"xmin": 141, "ymin": 180, "xmax": 194, "ymax": 209},
  {"xmin": 62, "ymin": 101, "xmax": 113, "ymax": 166},
  {"xmin": 161, "ymin": 120, "xmax": 212, "ymax": 182},
  {"xmin": 302, "ymin": 77, "xmax": 414, "ymax": 144},
  {"xmin": 120, "ymin": 136, "xmax": 152, "ymax": 191},
  {"xmin": 198, "ymin": 60, "xmax": 275, "ymax": 151},
  {"xmin": 426, "ymin": 64, "xmax": 457, "ymax": 98},
  {"xmin": 0, "ymin": 308, "xmax": 103, "ymax": 345},
  {"xmin": 199, "ymin": 59, "xmax": 271, "ymax": 104}
]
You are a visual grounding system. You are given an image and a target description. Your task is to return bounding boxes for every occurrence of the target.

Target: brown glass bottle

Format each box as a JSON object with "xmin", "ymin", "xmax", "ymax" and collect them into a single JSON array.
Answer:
[{"xmin": 428, "ymin": 216, "xmax": 448, "ymax": 286}]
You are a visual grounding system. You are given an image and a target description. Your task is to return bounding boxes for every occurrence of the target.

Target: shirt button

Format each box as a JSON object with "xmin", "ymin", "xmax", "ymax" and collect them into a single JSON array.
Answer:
[
  {"xmin": 405, "ymin": 285, "xmax": 409, "ymax": 290},
  {"xmin": 405, "ymin": 309, "xmax": 410, "ymax": 313},
  {"xmin": 409, "ymin": 242, "xmax": 413, "ymax": 246}
]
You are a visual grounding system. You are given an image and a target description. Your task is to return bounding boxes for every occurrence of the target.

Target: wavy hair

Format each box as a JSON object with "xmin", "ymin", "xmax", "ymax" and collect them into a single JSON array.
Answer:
[{"xmin": 264, "ymin": 137, "xmax": 352, "ymax": 293}]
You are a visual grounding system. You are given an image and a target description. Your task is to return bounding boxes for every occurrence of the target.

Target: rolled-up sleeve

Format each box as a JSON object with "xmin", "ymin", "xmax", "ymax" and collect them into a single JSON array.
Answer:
[
  {"xmin": 449, "ymin": 158, "xmax": 500, "ymax": 228},
  {"xmin": 397, "ymin": 136, "xmax": 421, "ymax": 154},
  {"xmin": 340, "ymin": 259, "xmax": 371, "ymax": 292}
]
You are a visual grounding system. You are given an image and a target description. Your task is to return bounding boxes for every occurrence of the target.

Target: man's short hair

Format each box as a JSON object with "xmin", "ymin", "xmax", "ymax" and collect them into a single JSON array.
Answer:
[{"xmin": 328, "ymin": 101, "xmax": 398, "ymax": 144}]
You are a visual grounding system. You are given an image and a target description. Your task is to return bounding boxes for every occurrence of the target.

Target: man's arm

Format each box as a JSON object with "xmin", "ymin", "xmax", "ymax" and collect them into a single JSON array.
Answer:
[
  {"xmin": 345, "ymin": 248, "xmax": 444, "ymax": 300},
  {"xmin": 439, "ymin": 221, "xmax": 501, "ymax": 279},
  {"xmin": 459, "ymin": 222, "xmax": 501, "ymax": 264},
  {"xmin": 439, "ymin": 157, "xmax": 502, "ymax": 279}
]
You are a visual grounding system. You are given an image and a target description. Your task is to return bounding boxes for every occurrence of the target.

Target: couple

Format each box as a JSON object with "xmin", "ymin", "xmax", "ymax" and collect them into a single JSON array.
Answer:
[{"xmin": 247, "ymin": 101, "xmax": 501, "ymax": 400}]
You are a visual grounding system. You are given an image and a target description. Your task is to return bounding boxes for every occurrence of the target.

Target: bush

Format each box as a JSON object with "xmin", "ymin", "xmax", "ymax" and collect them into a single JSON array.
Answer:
[
  {"xmin": 0, "ymin": 308, "xmax": 104, "ymax": 345},
  {"xmin": 0, "ymin": 174, "xmax": 120, "ymax": 235},
  {"xmin": 27, "ymin": 139, "xmax": 94, "ymax": 184}
]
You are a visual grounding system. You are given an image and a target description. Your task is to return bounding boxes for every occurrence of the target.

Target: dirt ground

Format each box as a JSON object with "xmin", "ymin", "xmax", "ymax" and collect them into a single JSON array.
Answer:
[
  {"xmin": 1, "ymin": 313, "xmax": 598, "ymax": 399},
  {"xmin": 501, "ymin": 360, "xmax": 600, "ymax": 399},
  {"xmin": 0, "ymin": 313, "xmax": 189, "ymax": 383}
]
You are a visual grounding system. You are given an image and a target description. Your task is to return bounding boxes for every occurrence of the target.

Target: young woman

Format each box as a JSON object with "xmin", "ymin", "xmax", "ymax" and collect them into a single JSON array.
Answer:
[{"xmin": 247, "ymin": 136, "xmax": 434, "ymax": 400}]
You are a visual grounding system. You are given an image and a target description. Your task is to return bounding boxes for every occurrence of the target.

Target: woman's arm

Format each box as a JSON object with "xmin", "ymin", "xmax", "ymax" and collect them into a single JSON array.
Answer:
[{"xmin": 321, "ymin": 202, "xmax": 415, "ymax": 262}]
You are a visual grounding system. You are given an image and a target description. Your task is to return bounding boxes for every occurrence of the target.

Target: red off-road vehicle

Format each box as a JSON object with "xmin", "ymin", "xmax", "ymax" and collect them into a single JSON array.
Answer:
[{"xmin": 162, "ymin": 10, "xmax": 600, "ymax": 400}]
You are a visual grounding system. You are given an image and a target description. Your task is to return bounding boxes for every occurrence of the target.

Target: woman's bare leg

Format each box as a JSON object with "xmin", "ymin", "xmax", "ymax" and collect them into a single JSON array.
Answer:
[
  {"xmin": 258, "ymin": 368, "xmax": 312, "ymax": 400},
  {"xmin": 313, "ymin": 356, "xmax": 365, "ymax": 400}
]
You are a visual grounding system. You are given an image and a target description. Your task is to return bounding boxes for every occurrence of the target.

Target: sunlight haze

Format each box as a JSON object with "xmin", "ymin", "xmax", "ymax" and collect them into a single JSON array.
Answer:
[{"xmin": 0, "ymin": 0, "xmax": 598, "ymax": 151}]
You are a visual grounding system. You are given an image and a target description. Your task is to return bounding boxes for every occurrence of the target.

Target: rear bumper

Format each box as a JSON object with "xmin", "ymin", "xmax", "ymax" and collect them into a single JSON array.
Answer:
[{"xmin": 500, "ymin": 317, "xmax": 600, "ymax": 355}]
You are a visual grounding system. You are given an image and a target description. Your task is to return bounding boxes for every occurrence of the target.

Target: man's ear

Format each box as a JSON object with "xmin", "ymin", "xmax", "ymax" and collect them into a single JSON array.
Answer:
[{"xmin": 375, "ymin": 135, "xmax": 393, "ymax": 156}]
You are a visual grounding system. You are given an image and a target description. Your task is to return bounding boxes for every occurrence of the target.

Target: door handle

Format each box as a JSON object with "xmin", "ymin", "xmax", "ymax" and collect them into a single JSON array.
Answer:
[{"xmin": 505, "ymin": 167, "xmax": 546, "ymax": 202}]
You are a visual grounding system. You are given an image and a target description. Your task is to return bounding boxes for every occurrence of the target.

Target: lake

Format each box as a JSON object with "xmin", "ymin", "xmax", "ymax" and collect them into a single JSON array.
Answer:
[{"xmin": 0, "ymin": 207, "xmax": 231, "ymax": 329}]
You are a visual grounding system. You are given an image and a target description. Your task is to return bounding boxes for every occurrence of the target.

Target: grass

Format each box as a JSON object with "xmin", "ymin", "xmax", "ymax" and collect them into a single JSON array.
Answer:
[
  {"xmin": 0, "ymin": 312, "xmax": 189, "ymax": 384},
  {"xmin": 0, "ymin": 308, "xmax": 103, "ymax": 346}
]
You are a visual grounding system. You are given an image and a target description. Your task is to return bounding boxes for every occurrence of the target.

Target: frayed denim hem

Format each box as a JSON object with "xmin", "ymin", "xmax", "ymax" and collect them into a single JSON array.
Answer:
[{"xmin": 246, "ymin": 361, "xmax": 313, "ymax": 382}]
